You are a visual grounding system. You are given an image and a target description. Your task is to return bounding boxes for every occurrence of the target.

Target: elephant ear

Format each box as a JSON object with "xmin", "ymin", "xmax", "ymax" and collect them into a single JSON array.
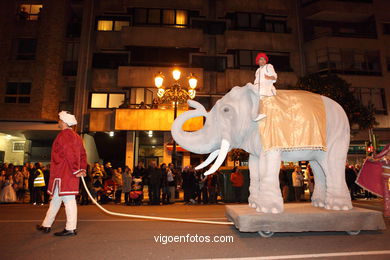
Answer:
[{"xmin": 187, "ymin": 100, "xmax": 207, "ymax": 113}]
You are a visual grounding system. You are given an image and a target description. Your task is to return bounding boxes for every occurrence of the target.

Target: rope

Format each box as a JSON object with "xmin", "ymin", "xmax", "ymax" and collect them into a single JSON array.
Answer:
[{"xmin": 81, "ymin": 176, "xmax": 233, "ymax": 225}]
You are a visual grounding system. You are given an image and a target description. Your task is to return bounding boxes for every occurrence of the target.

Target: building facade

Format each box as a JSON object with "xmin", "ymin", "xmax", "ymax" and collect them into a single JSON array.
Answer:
[{"xmin": 0, "ymin": 0, "xmax": 389, "ymax": 167}]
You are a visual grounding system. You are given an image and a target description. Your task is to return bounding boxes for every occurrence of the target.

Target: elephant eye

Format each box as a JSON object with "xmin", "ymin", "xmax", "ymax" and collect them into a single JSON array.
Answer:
[{"xmin": 223, "ymin": 107, "xmax": 230, "ymax": 112}]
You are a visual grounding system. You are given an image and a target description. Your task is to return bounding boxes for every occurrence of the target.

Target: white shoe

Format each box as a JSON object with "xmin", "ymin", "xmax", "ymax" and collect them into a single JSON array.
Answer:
[{"xmin": 254, "ymin": 114, "xmax": 266, "ymax": 121}]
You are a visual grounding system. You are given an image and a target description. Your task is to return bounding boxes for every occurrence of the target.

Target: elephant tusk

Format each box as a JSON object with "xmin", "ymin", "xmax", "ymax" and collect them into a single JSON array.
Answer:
[
  {"xmin": 204, "ymin": 139, "xmax": 230, "ymax": 176},
  {"xmin": 195, "ymin": 149, "xmax": 220, "ymax": 170}
]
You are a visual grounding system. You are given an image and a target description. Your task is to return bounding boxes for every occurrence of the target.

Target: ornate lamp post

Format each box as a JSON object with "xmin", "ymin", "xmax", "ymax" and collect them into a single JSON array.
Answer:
[{"xmin": 154, "ymin": 68, "xmax": 197, "ymax": 166}]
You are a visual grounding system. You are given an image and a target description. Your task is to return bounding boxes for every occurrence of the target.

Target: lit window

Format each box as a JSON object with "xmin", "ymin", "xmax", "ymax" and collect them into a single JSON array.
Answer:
[
  {"xmin": 109, "ymin": 94, "xmax": 125, "ymax": 108},
  {"xmin": 91, "ymin": 93, "xmax": 126, "ymax": 108},
  {"xmin": 163, "ymin": 10, "xmax": 175, "ymax": 24},
  {"xmin": 133, "ymin": 8, "xmax": 188, "ymax": 28},
  {"xmin": 91, "ymin": 93, "xmax": 108, "ymax": 108},
  {"xmin": 19, "ymin": 4, "xmax": 42, "ymax": 21},
  {"xmin": 13, "ymin": 141, "xmax": 25, "ymax": 152},
  {"xmin": 175, "ymin": 10, "xmax": 187, "ymax": 27},
  {"xmin": 97, "ymin": 20, "xmax": 113, "ymax": 31},
  {"xmin": 114, "ymin": 21, "xmax": 129, "ymax": 31}
]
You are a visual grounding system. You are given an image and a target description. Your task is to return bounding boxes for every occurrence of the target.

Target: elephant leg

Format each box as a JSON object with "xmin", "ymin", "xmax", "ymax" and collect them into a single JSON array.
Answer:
[
  {"xmin": 253, "ymin": 150, "xmax": 284, "ymax": 213},
  {"xmin": 248, "ymin": 154, "xmax": 260, "ymax": 208},
  {"xmin": 324, "ymin": 144, "xmax": 352, "ymax": 210},
  {"xmin": 309, "ymin": 160, "xmax": 327, "ymax": 208}
]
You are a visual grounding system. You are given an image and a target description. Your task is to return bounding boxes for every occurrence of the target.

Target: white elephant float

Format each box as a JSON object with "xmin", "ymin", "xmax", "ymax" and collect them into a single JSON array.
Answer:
[{"xmin": 171, "ymin": 83, "xmax": 352, "ymax": 214}]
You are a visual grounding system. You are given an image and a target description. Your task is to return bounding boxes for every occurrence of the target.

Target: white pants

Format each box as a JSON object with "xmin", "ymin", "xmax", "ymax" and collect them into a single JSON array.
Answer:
[{"xmin": 42, "ymin": 187, "xmax": 77, "ymax": 230}]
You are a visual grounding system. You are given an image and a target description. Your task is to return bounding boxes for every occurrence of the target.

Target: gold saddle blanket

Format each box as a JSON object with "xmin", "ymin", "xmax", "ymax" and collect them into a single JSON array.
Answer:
[{"xmin": 259, "ymin": 90, "xmax": 327, "ymax": 151}]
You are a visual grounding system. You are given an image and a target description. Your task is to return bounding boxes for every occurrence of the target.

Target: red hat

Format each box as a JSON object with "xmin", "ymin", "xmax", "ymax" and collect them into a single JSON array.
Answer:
[{"xmin": 255, "ymin": 53, "xmax": 269, "ymax": 65}]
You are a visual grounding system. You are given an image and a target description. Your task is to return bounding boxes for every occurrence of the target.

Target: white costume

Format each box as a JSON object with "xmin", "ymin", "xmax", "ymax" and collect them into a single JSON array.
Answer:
[
  {"xmin": 250, "ymin": 64, "xmax": 278, "ymax": 120},
  {"xmin": 253, "ymin": 64, "xmax": 277, "ymax": 97},
  {"xmin": 42, "ymin": 187, "xmax": 78, "ymax": 230}
]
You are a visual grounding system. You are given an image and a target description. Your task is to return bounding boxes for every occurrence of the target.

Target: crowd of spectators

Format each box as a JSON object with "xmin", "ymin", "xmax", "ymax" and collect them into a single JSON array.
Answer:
[{"xmin": 1, "ymin": 160, "xmax": 372, "ymax": 205}]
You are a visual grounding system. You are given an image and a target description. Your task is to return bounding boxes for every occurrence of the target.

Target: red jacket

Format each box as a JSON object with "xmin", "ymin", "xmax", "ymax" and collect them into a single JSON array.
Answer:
[
  {"xmin": 47, "ymin": 129, "xmax": 87, "ymax": 196},
  {"xmin": 230, "ymin": 172, "xmax": 244, "ymax": 187}
]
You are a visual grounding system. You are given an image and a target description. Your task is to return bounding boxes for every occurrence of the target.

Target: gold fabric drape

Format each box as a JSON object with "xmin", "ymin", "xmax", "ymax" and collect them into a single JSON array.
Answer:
[{"xmin": 259, "ymin": 90, "xmax": 327, "ymax": 151}]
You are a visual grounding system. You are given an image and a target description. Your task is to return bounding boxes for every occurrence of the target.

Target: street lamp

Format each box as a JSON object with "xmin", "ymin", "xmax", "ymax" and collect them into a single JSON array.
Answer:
[{"xmin": 154, "ymin": 68, "xmax": 198, "ymax": 166}]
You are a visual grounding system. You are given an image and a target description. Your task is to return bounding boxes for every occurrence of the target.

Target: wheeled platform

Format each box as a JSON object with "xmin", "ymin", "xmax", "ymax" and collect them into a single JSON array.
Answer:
[{"xmin": 225, "ymin": 203, "xmax": 386, "ymax": 237}]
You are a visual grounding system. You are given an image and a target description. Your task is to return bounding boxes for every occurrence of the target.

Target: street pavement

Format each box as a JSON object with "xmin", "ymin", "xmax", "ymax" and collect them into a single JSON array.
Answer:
[{"xmin": 0, "ymin": 199, "xmax": 389, "ymax": 260}]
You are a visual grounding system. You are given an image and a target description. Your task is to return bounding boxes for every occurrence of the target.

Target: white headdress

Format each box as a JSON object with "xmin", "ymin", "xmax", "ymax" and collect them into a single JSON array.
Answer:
[{"xmin": 58, "ymin": 111, "xmax": 77, "ymax": 126}]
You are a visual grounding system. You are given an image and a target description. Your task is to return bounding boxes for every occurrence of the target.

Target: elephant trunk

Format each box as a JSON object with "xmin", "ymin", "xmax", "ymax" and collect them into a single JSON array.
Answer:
[{"xmin": 171, "ymin": 100, "xmax": 220, "ymax": 154}]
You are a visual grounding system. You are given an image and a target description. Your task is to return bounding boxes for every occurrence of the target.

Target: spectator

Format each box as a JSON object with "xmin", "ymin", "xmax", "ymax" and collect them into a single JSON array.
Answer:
[
  {"xmin": 113, "ymin": 167, "xmax": 123, "ymax": 204},
  {"xmin": 151, "ymin": 98, "xmax": 159, "ymax": 109},
  {"xmin": 138, "ymin": 101, "xmax": 148, "ymax": 109},
  {"xmin": 79, "ymin": 165, "xmax": 92, "ymax": 206},
  {"xmin": 182, "ymin": 166, "xmax": 196, "ymax": 205},
  {"xmin": 206, "ymin": 172, "xmax": 218, "ymax": 204},
  {"xmin": 195, "ymin": 171, "xmax": 208, "ymax": 204},
  {"xmin": 292, "ymin": 166, "xmax": 304, "ymax": 202},
  {"xmin": 0, "ymin": 175, "xmax": 17, "ymax": 203},
  {"xmin": 279, "ymin": 163, "xmax": 289, "ymax": 202},
  {"xmin": 133, "ymin": 161, "xmax": 145, "ymax": 178},
  {"xmin": 345, "ymin": 164, "xmax": 357, "ymax": 200},
  {"xmin": 148, "ymin": 162, "xmax": 161, "ymax": 205},
  {"xmin": 19, "ymin": 6, "xmax": 29, "ymax": 20},
  {"xmin": 21, "ymin": 166, "xmax": 29, "ymax": 203},
  {"xmin": 306, "ymin": 164, "xmax": 315, "ymax": 199},
  {"xmin": 28, "ymin": 162, "xmax": 35, "ymax": 204},
  {"xmin": 167, "ymin": 163, "xmax": 176, "ymax": 204},
  {"xmin": 104, "ymin": 162, "xmax": 113, "ymax": 181},
  {"xmin": 0, "ymin": 170, "xmax": 7, "ymax": 193},
  {"xmin": 43, "ymin": 164, "xmax": 50, "ymax": 204},
  {"xmin": 32, "ymin": 162, "xmax": 45, "ymax": 205},
  {"xmin": 122, "ymin": 166, "xmax": 132, "ymax": 205},
  {"xmin": 160, "ymin": 163, "xmax": 169, "ymax": 205},
  {"xmin": 230, "ymin": 167, "xmax": 244, "ymax": 203},
  {"xmin": 13, "ymin": 167, "xmax": 25, "ymax": 202}
]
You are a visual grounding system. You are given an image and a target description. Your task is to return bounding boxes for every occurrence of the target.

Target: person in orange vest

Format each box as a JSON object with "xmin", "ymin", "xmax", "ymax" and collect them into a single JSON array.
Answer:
[
  {"xmin": 230, "ymin": 167, "xmax": 244, "ymax": 203},
  {"xmin": 32, "ymin": 162, "xmax": 45, "ymax": 205}
]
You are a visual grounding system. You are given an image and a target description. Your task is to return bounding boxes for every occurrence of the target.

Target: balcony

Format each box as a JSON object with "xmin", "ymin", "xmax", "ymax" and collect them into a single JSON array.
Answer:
[
  {"xmin": 224, "ymin": 30, "xmax": 296, "ymax": 52},
  {"xmin": 121, "ymin": 26, "xmax": 204, "ymax": 49},
  {"xmin": 302, "ymin": 0, "xmax": 373, "ymax": 22},
  {"xmin": 89, "ymin": 109, "xmax": 203, "ymax": 132},
  {"xmin": 304, "ymin": 30, "xmax": 377, "ymax": 41},
  {"xmin": 117, "ymin": 66, "xmax": 204, "ymax": 90}
]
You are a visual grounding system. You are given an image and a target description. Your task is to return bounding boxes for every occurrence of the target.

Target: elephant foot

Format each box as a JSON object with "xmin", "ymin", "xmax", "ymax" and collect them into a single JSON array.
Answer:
[
  {"xmin": 311, "ymin": 188, "xmax": 326, "ymax": 208},
  {"xmin": 252, "ymin": 194, "xmax": 284, "ymax": 214},
  {"xmin": 248, "ymin": 195, "xmax": 257, "ymax": 209},
  {"xmin": 325, "ymin": 192, "xmax": 353, "ymax": 211}
]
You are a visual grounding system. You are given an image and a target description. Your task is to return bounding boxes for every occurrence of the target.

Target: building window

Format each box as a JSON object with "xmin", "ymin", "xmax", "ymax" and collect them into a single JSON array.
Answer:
[
  {"xmin": 96, "ymin": 16, "xmax": 130, "ymax": 31},
  {"xmin": 384, "ymin": 23, "xmax": 390, "ymax": 35},
  {"xmin": 19, "ymin": 4, "xmax": 42, "ymax": 21},
  {"xmin": 235, "ymin": 50, "xmax": 292, "ymax": 72},
  {"xmin": 90, "ymin": 93, "xmax": 125, "ymax": 108},
  {"xmin": 350, "ymin": 87, "xmax": 387, "ymax": 115},
  {"xmin": 5, "ymin": 82, "xmax": 31, "ymax": 104},
  {"xmin": 63, "ymin": 42, "xmax": 79, "ymax": 76},
  {"xmin": 12, "ymin": 141, "xmax": 25, "ymax": 152},
  {"xmin": 132, "ymin": 8, "xmax": 188, "ymax": 28},
  {"xmin": 15, "ymin": 38, "xmax": 37, "ymax": 60},
  {"xmin": 313, "ymin": 48, "xmax": 381, "ymax": 76},
  {"xmin": 92, "ymin": 53, "xmax": 129, "ymax": 69},
  {"xmin": 128, "ymin": 46, "xmax": 195, "ymax": 67},
  {"xmin": 228, "ymin": 12, "xmax": 289, "ymax": 33},
  {"xmin": 192, "ymin": 56, "xmax": 227, "ymax": 72},
  {"xmin": 387, "ymin": 57, "xmax": 390, "ymax": 71}
]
